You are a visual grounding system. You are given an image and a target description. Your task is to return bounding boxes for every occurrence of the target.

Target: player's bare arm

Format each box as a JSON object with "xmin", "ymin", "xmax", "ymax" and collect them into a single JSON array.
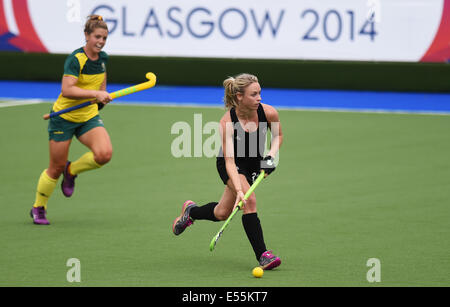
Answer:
[
  {"xmin": 61, "ymin": 75, "xmax": 111, "ymax": 103},
  {"xmin": 262, "ymin": 103, "xmax": 283, "ymax": 158}
]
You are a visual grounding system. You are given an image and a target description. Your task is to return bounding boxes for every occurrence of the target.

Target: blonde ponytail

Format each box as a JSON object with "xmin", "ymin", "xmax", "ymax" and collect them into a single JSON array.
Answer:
[{"xmin": 223, "ymin": 73, "xmax": 258, "ymax": 109}]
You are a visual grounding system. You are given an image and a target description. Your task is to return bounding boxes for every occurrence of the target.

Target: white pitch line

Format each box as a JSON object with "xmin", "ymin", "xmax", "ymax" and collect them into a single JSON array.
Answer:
[
  {"xmin": 1, "ymin": 98, "xmax": 449, "ymax": 116},
  {"xmin": 110, "ymin": 101, "xmax": 450, "ymax": 116},
  {"xmin": 0, "ymin": 99, "xmax": 47, "ymax": 108}
]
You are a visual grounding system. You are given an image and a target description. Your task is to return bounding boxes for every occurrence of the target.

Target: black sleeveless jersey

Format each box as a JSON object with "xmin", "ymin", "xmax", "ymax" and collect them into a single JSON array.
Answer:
[{"xmin": 217, "ymin": 103, "xmax": 268, "ymax": 163}]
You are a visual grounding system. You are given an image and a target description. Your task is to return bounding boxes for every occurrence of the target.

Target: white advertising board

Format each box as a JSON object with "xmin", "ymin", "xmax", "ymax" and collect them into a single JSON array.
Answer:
[{"xmin": 1, "ymin": 0, "xmax": 448, "ymax": 62}]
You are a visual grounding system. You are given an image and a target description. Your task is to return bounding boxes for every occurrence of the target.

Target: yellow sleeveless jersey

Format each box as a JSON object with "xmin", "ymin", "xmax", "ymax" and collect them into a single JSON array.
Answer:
[{"xmin": 52, "ymin": 47, "xmax": 108, "ymax": 123}]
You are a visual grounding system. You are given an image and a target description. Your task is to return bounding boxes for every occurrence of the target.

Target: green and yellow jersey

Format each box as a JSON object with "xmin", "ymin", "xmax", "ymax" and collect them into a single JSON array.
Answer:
[{"xmin": 52, "ymin": 47, "xmax": 108, "ymax": 123}]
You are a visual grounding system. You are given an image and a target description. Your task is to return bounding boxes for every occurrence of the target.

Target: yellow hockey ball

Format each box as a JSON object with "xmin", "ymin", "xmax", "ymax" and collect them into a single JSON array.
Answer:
[{"xmin": 252, "ymin": 267, "xmax": 264, "ymax": 278}]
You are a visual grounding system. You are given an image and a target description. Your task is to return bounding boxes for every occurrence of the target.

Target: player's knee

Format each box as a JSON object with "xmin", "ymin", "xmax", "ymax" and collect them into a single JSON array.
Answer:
[
  {"xmin": 214, "ymin": 208, "xmax": 231, "ymax": 221},
  {"xmin": 48, "ymin": 163, "xmax": 65, "ymax": 178},
  {"xmin": 94, "ymin": 149, "xmax": 113, "ymax": 165},
  {"xmin": 245, "ymin": 195, "xmax": 257, "ymax": 209}
]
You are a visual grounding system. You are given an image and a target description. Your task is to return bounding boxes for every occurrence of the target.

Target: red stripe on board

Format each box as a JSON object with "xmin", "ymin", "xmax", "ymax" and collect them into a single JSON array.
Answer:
[
  {"xmin": 10, "ymin": 0, "xmax": 47, "ymax": 52},
  {"xmin": 421, "ymin": 0, "xmax": 450, "ymax": 62},
  {"xmin": 0, "ymin": 0, "xmax": 9, "ymax": 35}
]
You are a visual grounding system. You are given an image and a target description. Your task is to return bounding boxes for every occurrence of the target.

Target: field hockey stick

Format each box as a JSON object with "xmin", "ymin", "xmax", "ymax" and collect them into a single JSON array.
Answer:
[
  {"xmin": 43, "ymin": 72, "xmax": 157, "ymax": 120},
  {"xmin": 209, "ymin": 170, "xmax": 265, "ymax": 252}
]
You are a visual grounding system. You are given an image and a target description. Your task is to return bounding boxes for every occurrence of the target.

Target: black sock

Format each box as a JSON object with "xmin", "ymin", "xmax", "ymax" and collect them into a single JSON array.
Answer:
[
  {"xmin": 242, "ymin": 213, "xmax": 267, "ymax": 261},
  {"xmin": 190, "ymin": 202, "xmax": 219, "ymax": 221}
]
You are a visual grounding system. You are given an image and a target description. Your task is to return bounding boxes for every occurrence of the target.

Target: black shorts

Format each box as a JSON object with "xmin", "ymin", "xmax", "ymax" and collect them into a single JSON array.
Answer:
[{"xmin": 216, "ymin": 158, "xmax": 261, "ymax": 186}]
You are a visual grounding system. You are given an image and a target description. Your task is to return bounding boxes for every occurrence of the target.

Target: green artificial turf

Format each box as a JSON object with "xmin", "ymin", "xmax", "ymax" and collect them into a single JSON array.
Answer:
[{"xmin": 0, "ymin": 102, "xmax": 449, "ymax": 286}]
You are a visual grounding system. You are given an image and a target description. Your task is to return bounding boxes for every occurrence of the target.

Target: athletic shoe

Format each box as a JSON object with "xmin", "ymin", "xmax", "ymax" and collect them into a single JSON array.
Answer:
[
  {"xmin": 172, "ymin": 200, "xmax": 197, "ymax": 235},
  {"xmin": 61, "ymin": 161, "xmax": 77, "ymax": 197},
  {"xmin": 259, "ymin": 250, "xmax": 281, "ymax": 270},
  {"xmin": 30, "ymin": 207, "xmax": 50, "ymax": 225}
]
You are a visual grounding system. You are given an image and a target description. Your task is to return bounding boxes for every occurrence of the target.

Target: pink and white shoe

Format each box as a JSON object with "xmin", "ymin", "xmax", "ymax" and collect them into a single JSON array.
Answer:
[{"xmin": 259, "ymin": 250, "xmax": 281, "ymax": 270}]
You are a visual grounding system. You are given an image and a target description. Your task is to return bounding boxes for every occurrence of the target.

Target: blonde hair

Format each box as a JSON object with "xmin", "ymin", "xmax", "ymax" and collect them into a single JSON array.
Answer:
[
  {"xmin": 223, "ymin": 73, "xmax": 259, "ymax": 109},
  {"xmin": 84, "ymin": 15, "xmax": 108, "ymax": 35}
]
